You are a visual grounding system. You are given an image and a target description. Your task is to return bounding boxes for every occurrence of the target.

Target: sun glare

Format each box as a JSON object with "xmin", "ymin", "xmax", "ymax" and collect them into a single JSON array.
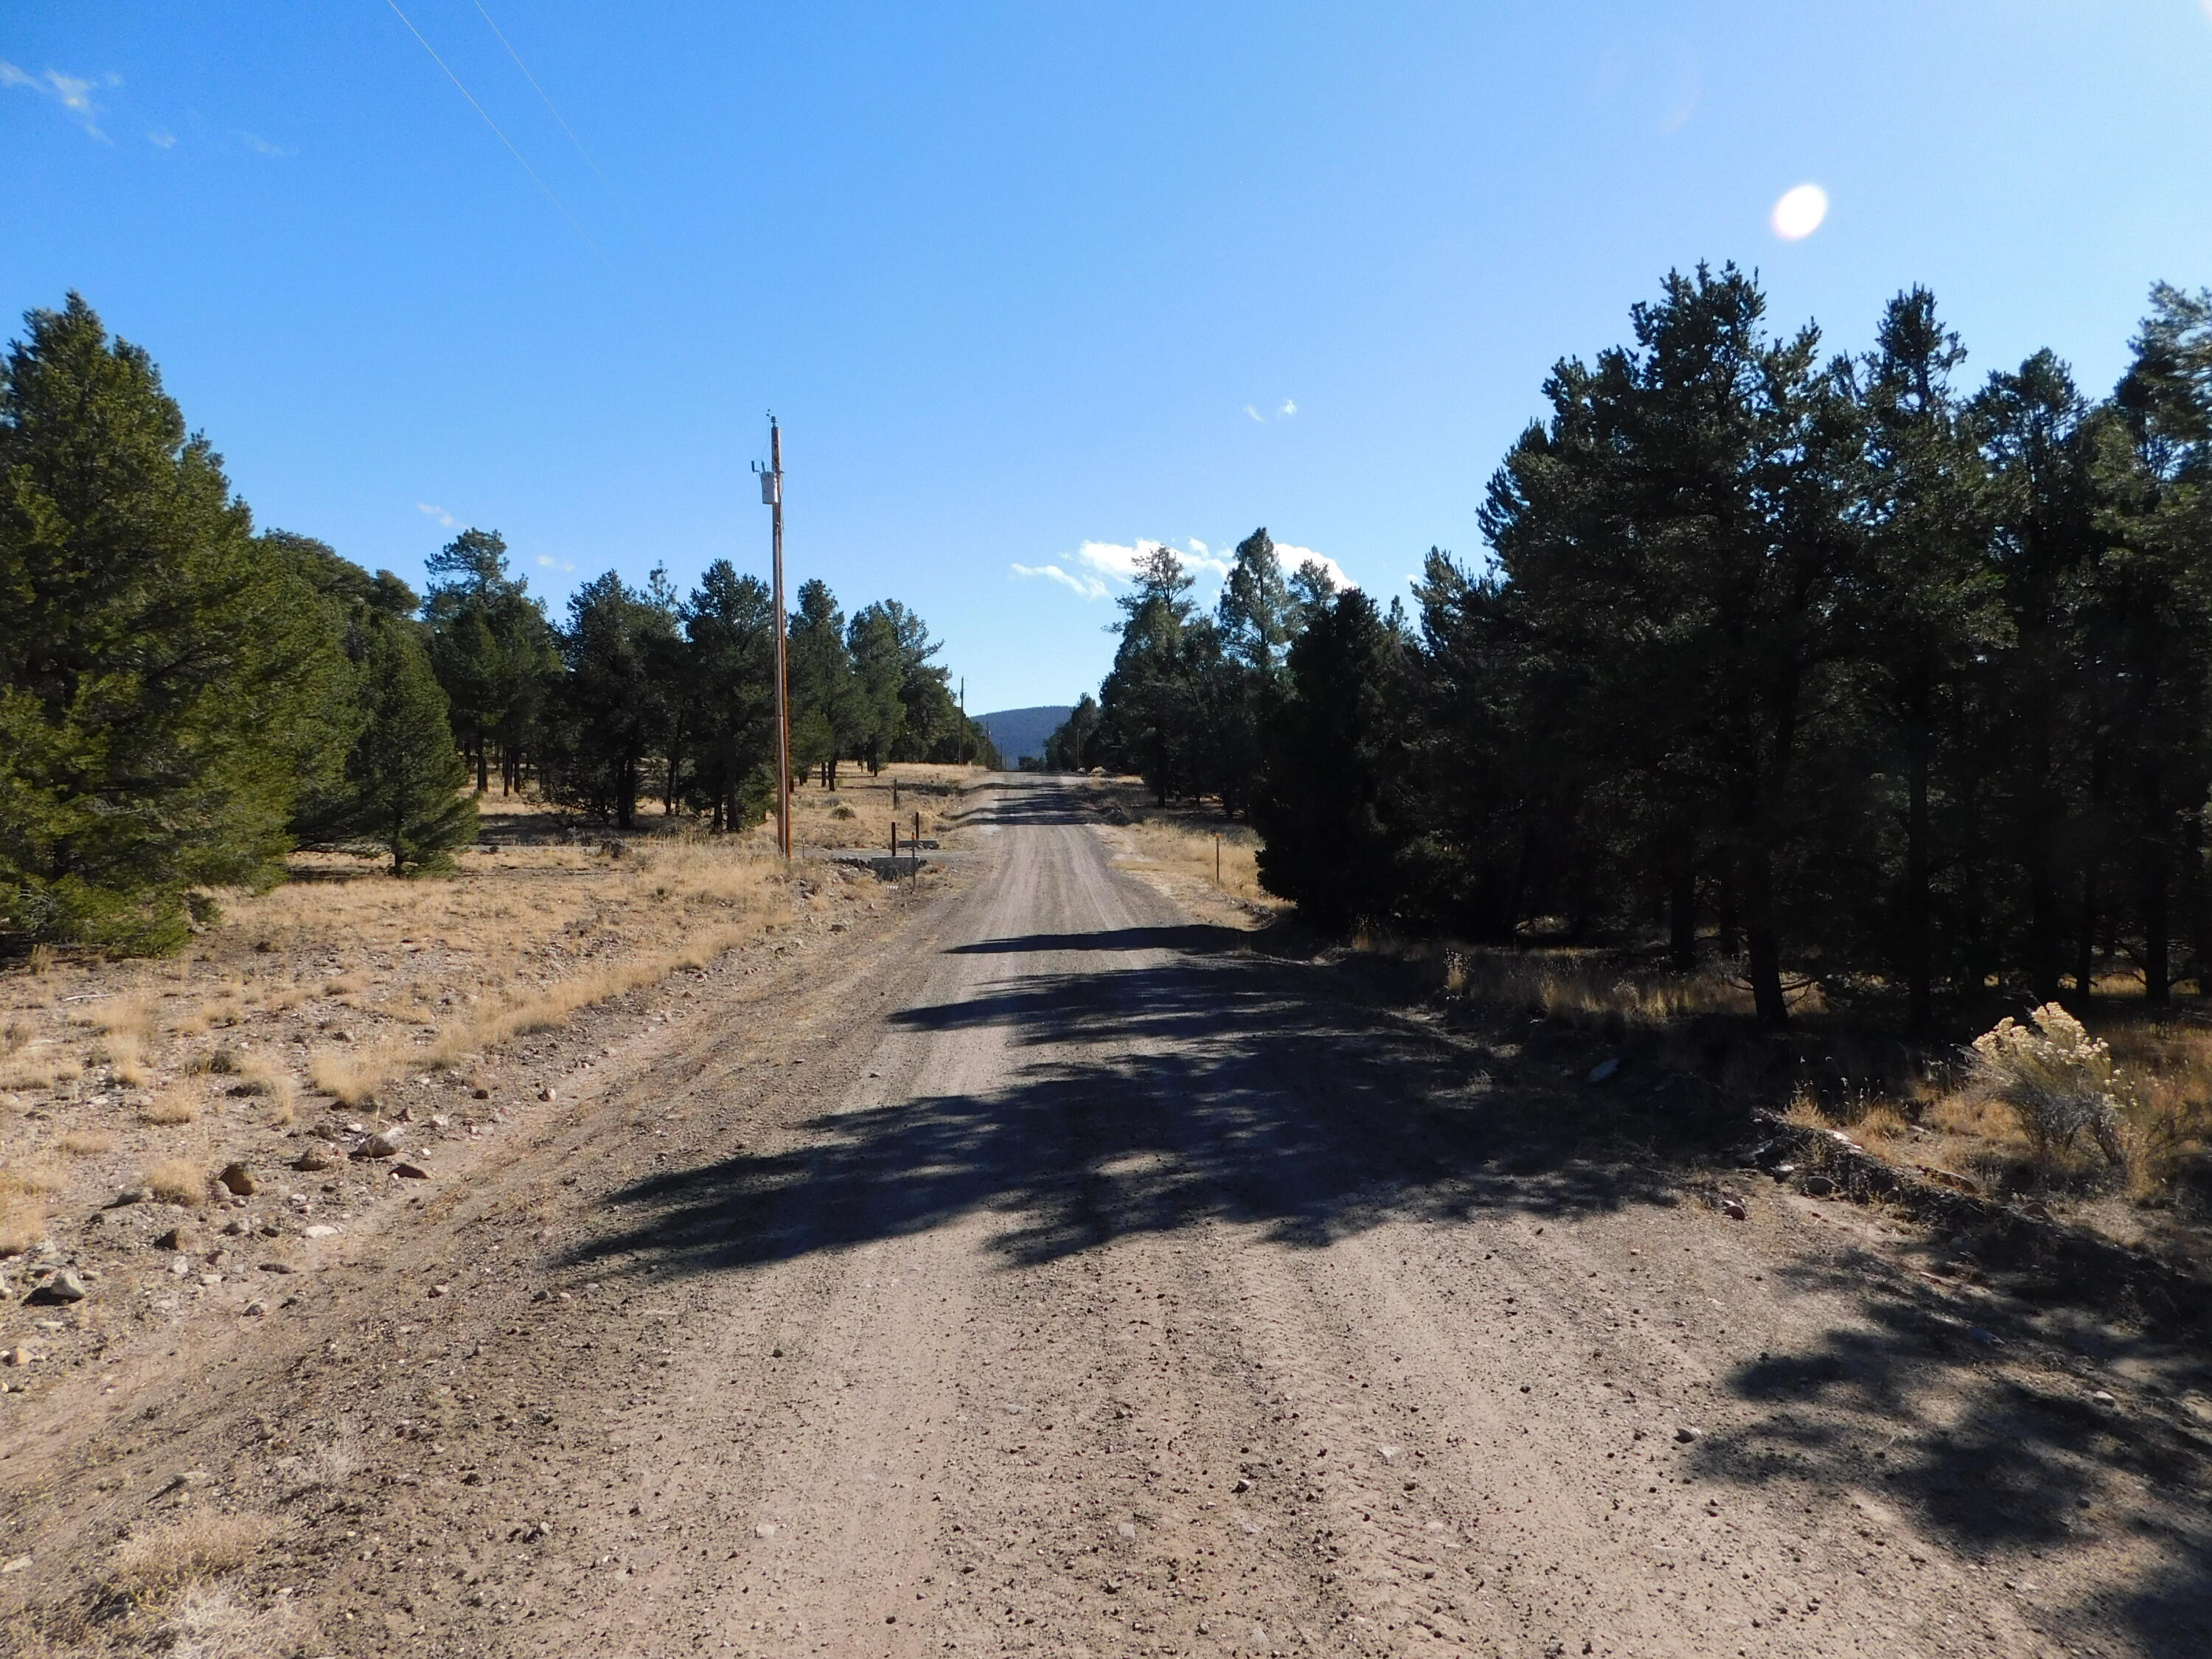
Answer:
[{"xmin": 1770, "ymin": 183, "xmax": 1829, "ymax": 241}]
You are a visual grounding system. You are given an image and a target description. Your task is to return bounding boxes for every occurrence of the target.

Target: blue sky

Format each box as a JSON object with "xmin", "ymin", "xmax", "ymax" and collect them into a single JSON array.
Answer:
[{"xmin": 5, "ymin": 2, "xmax": 2211, "ymax": 713}]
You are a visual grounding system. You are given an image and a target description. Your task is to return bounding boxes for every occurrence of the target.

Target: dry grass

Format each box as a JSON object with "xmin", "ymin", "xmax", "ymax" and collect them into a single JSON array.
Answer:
[
  {"xmin": 1448, "ymin": 949, "xmax": 1767, "ymax": 1032},
  {"xmin": 1120, "ymin": 818, "xmax": 1273, "ymax": 906},
  {"xmin": 4, "ymin": 1013, "xmax": 38, "ymax": 1054},
  {"xmin": 142, "ymin": 1158, "xmax": 206, "ymax": 1206},
  {"xmin": 0, "ymin": 1193, "xmax": 44, "ymax": 1255},
  {"xmin": 59, "ymin": 1129, "xmax": 116, "ymax": 1156},
  {"xmin": 142, "ymin": 1087, "xmax": 201, "ymax": 1126},
  {"xmin": 97, "ymin": 1028, "xmax": 150, "ymax": 1088},
  {"xmin": 308, "ymin": 1042, "xmax": 387, "ymax": 1108},
  {"xmin": 0, "ymin": 1159, "xmax": 66, "ymax": 1197},
  {"xmin": 107, "ymin": 1510, "xmax": 276, "ymax": 1596}
]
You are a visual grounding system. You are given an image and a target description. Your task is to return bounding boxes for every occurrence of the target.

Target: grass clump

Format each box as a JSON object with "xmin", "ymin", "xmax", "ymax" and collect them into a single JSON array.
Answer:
[{"xmin": 142, "ymin": 1158, "xmax": 206, "ymax": 1206}]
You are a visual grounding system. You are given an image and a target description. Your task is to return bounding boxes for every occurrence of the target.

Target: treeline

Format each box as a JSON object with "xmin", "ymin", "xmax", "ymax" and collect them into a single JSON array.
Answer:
[
  {"xmin": 1055, "ymin": 265, "xmax": 2212, "ymax": 1030},
  {"xmin": 0, "ymin": 295, "xmax": 990, "ymax": 954},
  {"xmin": 420, "ymin": 537, "xmax": 994, "ymax": 830}
]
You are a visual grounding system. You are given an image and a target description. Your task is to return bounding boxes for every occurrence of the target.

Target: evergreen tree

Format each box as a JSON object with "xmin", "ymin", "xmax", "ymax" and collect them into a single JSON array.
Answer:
[
  {"xmin": 1044, "ymin": 693, "xmax": 1104, "ymax": 771},
  {"xmin": 1213, "ymin": 528, "xmax": 1292, "ymax": 816},
  {"xmin": 682, "ymin": 560, "xmax": 778, "ymax": 830},
  {"xmin": 0, "ymin": 296, "xmax": 349, "ymax": 952},
  {"xmin": 1252, "ymin": 589, "xmax": 1408, "ymax": 929},
  {"xmin": 346, "ymin": 610, "xmax": 477, "ymax": 874},
  {"xmin": 1850, "ymin": 290, "xmax": 2004, "ymax": 1029},
  {"xmin": 846, "ymin": 602, "xmax": 910, "ymax": 773},
  {"xmin": 546, "ymin": 571, "xmax": 675, "ymax": 827},
  {"xmin": 422, "ymin": 528, "xmax": 557, "ymax": 796},
  {"xmin": 1099, "ymin": 546, "xmax": 1217, "ymax": 804},
  {"xmin": 786, "ymin": 579, "xmax": 855, "ymax": 786}
]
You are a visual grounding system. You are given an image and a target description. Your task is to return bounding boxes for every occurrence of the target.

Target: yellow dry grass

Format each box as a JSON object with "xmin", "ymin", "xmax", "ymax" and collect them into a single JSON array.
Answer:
[
  {"xmin": 59, "ymin": 1130, "xmax": 116, "ymax": 1157},
  {"xmin": 1447, "ymin": 950, "xmax": 1767, "ymax": 1030},
  {"xmin": 142, "ymin": 1158, "xmax": 205, "ymax": 1207},
  {"xmin": 0, "ymin": 1193, "xmax": 43, "ymax": 1256},
  {"xmin": 142, "ymin": 1087, "xmax": 201, "ymax": 1127},
  {"xmin": 1119, "ymin": 819, "xmax": 1274, "ymax": 907},
  {"xmin": 107, "ymin": 1510, "xmax": 276, "ymax": 1596},
  {"xmin": 0, "ymin": 1160, "xmax": 66, "ymax": 1197}
]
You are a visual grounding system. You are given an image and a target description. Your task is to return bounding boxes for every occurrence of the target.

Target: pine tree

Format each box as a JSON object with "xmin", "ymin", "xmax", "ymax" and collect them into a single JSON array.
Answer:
[
  {"xmin": 787, "ymin": 579, "xmax": 858, "ymax": 787},
  {"xmin": 0, "ymin": 296, "xmax": 349, "ymax": 952},
  {"xmin": 1252, "ymin": 589, "xmax": 1408, "ymax": 929},
  {"xmin": 347, "ymin": 611, "xmax": 476, "ymax": 875},
  {"xmin": 682, "ymin": 560, "xmax": 777, "ymax": 830}
]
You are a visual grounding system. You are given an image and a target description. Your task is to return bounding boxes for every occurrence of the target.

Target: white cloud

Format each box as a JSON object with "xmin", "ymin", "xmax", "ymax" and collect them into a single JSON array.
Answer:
[
  {"xmin": 1015, "ymin": 538, "xmax": 1236, "ymax": 605},
  {"xmin": 534, "ymin": 553, "xmax": 576, "ymax": 574},
  {"xmin": 416, "ymin": 502, "xmax": 457, "ymax": 528},
  {"xmin": 1279, "ymin": 398, "xmax": 1297, "ymax": 417},
  {"xmin": 147, "ymin": 128, "xmax": 175, "ymax": 148},
  {"xmin": 235, "ymin": 130, "xmax": 291, "ymax": 158},
  {"xmin": 1243, "ymin": 404, "xmax": 1265, "ymax": 423},
  {"xmin": 1, "ymin": 60, "xmax": 109, "ymax": 140},
  {"xmin": 1010, "ymin": 562, "xmax": 1110, "ymax": 601},
  {"xmin": 1275, "ymin": 543, "xmax": 1356, "ymax": 591}
]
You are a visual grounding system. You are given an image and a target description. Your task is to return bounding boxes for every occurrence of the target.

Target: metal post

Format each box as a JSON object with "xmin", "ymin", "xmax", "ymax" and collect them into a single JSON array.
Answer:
[{"xmin": 768, "ymin": 420, "xmax": 791, "ymax": 861}]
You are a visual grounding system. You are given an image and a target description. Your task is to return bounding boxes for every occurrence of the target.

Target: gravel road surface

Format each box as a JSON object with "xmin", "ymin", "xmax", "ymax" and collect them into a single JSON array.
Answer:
[{"xmin": 6, "ymin": 776, "xmax": 2208, "ymax": 1658}]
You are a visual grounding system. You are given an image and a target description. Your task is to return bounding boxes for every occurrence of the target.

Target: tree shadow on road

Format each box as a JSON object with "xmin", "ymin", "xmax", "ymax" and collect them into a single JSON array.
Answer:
[
  {"xmin": 571, "ymin": 944, "xmax": 1671, "ymax": 1281},
  {"xmin": 570, "ymin": 923, "xmax": 2212, "ymax": 1658},
  {"xmin": 1691, "ymin": 1220, "xmax": 2212, "ymax": 1655}
]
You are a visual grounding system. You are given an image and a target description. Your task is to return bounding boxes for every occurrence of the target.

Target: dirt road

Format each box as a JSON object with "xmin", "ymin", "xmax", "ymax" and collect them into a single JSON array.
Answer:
[{"xmin": 7, "ymin": 776, "xmax": 2209, "ymax": 1657}]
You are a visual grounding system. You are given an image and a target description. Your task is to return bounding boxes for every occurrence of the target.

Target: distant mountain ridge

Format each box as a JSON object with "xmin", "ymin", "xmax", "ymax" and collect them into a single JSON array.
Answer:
[{"xmin": 976, "ymin": 705, "xmax": 1073, "ymax": 766}]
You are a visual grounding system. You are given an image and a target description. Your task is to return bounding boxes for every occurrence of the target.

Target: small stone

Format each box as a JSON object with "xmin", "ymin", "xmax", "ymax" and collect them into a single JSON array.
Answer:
[
  {"xmin": 303, "ymin": 1224, "xmax": 338, "ymax": 1239},
  {"xmin": 154, "ymin": 1226, "xmax": 191, "ymax": 1251},
  {"xmin": 1586, "ymin": 1057, "xmax": 1621, "ymax": 1085},
  {"xmin": 1719, "ymin": 1196, "xmax": 1747, "ymax": 1221},
  {"xmin": 393, "ymin": 1162, "xmax": 431, "ymax": 1180},
  {"xmin": 29, "ymin": 1268, "xmax": 86, "ymax": 1304},
  {"xmin": 1799, "ymin": 1174, "xmax": 1838, "ymax": 1198},
  {"xmin": 429, "ymin": 1284, "xmax": 451, "ymax": 1298},
  {"xmin": 2, "ymin": 1346, "xmax": 32, "ymax": 1367},
  {"xmin": 243, "ymin": 1298, "xmax": 268, "ymax": 1316},
  {"xmin": 538, "ymin": 1087, "xmax": 556, "ymax": 1102},
  {"xmin": 0, "ymin": 1555, "xmax": 27, "ymax": 1573},
  {"xmin": 355, "ymin": 1131, "xmax": 403, "ymax": 1160},
  {"xmin": 755, "ymin": 1523, "xmax": 778, "ymax": 1537},
  {"xmin": 472, "ymin": 1088, "xmax": 490, "ymax": 1100},
  {"xmin": 1116, "ymin": 1523, "xmax": 1137, "ymax": 1540},
  {"xmin": 259, "ymin": 1261, "xmax": 296, "ymax": 1274},
  {"xmin": 1674, "ymin": 1425, "xmax": 1701, "ymax": 1443},
  {"xmin": 1231, "ymin": 1477, "xmax": 1251, "ymax": 1493},
  {"xmin": 218, "ymin": 1163, "xmax": 256, "ymax": 1197},
  {"xmin": 293, "ymin": 1147, "xmax": 334, "ymax": 1173},
  {"xmin": 2091, "ymin": 1389, "xmax": 2116, "ymax": 1405}
]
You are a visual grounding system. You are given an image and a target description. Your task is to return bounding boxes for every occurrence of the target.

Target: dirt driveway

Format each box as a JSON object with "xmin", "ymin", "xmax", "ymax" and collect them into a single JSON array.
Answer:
[{"xmin": 5, "ymin": 776, "xmax": 2208, "ymax": 1657}]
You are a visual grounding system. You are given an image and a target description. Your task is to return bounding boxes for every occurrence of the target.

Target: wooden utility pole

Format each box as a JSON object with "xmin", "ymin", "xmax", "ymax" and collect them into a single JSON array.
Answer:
[{"xmin": 758, "ymin": 420, "xmax": 791, "ymax": 860}]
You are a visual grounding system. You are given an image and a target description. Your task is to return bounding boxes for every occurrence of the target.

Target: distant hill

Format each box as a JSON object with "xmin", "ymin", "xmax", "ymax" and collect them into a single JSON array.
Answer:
[{"xmin": 976, "ymin": 705, "xmax": 1073, "ymax": 766}]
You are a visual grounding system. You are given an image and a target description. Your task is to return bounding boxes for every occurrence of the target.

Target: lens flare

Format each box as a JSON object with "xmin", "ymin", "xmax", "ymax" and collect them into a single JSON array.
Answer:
[{"xmin": 1771, "ymin": 183, "xmax": 1829, "ymax": 241}]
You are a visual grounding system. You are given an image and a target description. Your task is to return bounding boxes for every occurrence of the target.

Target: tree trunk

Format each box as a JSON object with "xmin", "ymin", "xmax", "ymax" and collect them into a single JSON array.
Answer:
[
  {"xmin": 2074, "ymin": 866, "xmax": 2098, "ymax": 1000},
  {"xmin": 1904, "ymin": 674, "xmax": 1934, "ymax": 1033},
  {"xmin": 616, "ymin": 756, "xmax": 636, "ymax": 830},
  {"xmin": 1739, "ymin": 845, "xmax": 1789, "ymax": 1028},
  {"xmin": 2143, "ymin": 835, "xmax": 2171, "ymax": 1005},
  {"xmin": 476, "ymin": 744, "xmax": 489, "ymax": 794},
  {"xmin": 1666, "ymin": 844, "xmax": 1696, "ymax": 971}
]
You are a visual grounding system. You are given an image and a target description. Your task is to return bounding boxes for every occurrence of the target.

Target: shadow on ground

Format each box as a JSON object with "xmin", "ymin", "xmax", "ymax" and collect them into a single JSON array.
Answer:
[{"xmin": 571, "ymin": 899, "xmax": 2212, "ymax": 1657}]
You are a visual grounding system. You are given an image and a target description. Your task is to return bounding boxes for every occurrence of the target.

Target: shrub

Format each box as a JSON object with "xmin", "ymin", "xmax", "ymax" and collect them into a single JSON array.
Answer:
[{"xmin": 1966, "ymin": 1003, "xmax": 2129, "ymax": 1168}]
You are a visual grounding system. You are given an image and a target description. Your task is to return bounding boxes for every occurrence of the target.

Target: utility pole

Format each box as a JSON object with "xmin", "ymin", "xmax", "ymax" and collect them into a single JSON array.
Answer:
[
  {"xmin": 959, "ymin": 678, "xmax": 967, "ymax": 768},
  {"xmin": 754, "ymin": 420, "xmax": 791, "ymax": 860}
]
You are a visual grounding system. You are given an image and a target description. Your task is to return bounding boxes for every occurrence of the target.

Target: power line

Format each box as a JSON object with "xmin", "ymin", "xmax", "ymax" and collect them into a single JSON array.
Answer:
[
  {"xmin": 383, "ymin": 0, "xmax": 602, "ymax": 259},
  {"xmin": 469, "ymin": 1, "xmax": 657, "ymax": 249}
]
